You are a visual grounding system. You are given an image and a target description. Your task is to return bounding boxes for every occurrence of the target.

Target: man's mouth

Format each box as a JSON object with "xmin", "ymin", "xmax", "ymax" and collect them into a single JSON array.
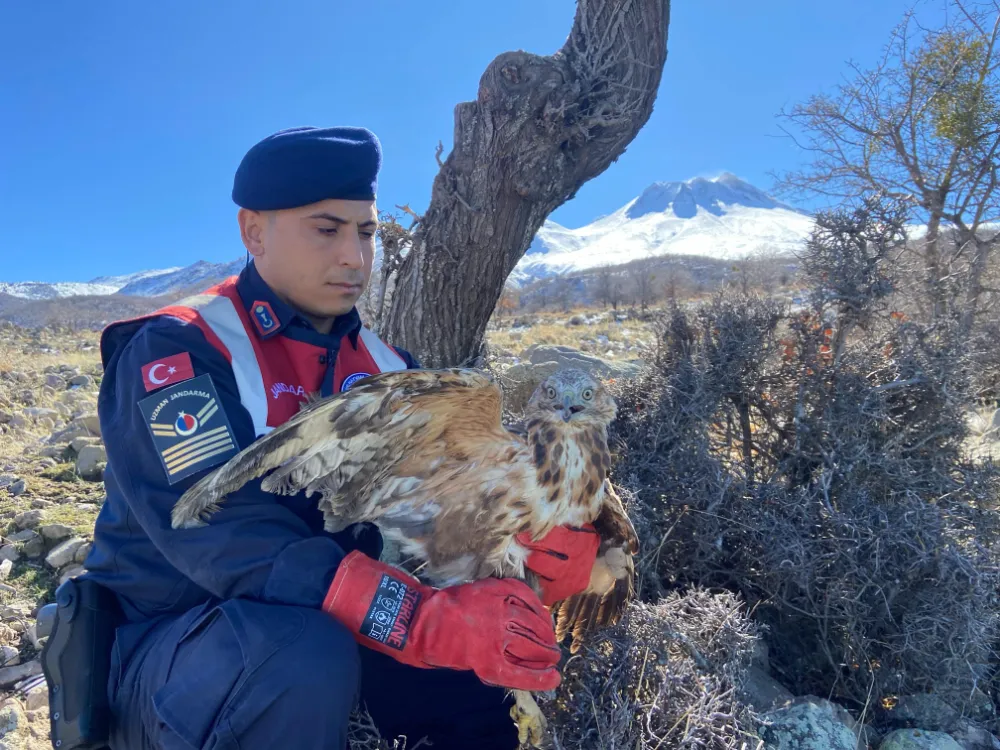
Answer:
[{"xmin": 326, "ymin": 282, "xmax": 362, "ymax": 293}]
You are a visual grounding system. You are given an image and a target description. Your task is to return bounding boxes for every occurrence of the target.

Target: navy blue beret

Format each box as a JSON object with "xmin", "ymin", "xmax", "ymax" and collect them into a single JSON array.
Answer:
[{"xmin": 232, "ymin": 126, "xmax": 381, "ymax": 210}]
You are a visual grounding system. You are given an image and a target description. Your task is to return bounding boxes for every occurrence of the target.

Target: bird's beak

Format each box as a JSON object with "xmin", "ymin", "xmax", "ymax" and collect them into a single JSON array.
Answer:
[{"xmin": 561, "ymin": 395, "xmax": 573, "ymax": 422}]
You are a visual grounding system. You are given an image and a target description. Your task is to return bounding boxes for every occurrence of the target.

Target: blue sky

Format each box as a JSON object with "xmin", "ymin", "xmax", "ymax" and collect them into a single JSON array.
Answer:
[{"xmin": 3, "ymin": 1, "xmax": 933, "ymax": 283}]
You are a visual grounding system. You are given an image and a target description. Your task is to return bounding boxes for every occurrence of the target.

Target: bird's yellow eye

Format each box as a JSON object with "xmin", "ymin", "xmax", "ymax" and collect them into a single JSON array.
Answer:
[
  {"xmin": 582, "ymin": 388, "xmax": 593, "ymax": 400},
  {"xmin": 546, "ymin": 386, "xmax": 557, "ymax": 399}
]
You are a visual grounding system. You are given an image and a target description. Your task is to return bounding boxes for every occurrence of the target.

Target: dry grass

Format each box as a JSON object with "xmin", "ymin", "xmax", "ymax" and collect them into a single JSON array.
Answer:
[{"xmin": 486, "ymin": 308, "xmax": 658, "ymax": 358}]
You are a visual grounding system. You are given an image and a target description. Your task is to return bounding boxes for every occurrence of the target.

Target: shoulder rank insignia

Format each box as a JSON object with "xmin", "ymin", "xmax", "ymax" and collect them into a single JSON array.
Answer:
[{"xmin": 137, "ymin": 373, "xmax": 239, "ymax": 484}]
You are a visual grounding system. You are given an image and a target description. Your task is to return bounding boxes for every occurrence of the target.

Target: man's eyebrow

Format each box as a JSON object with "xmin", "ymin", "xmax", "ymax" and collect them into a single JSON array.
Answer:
[
  {"xmin": 307, "ymin": 212, "xmax": 377, "ymax": 229},
  {"xmin": 307, "ymin": 212, "xmax": 347, "ymax": 224}
]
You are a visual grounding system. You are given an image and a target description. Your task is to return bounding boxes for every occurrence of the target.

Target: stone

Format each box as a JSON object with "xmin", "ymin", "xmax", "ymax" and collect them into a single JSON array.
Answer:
[
  {"xmin": 74, "ymin": 542, "xmax": 92, "ymax": 564},
  {"xmin": 758, "ymin": 697, "xmax": 859, "ymax": 750},
  {"xmin": 44, "ymin": 374, "xmax": 65, "ymax": 389},
  {"xmin": 59, "ymin": 565, "xmax": 86, "ymax": 586},
  {"xmin": 741, "ymin": 665, "xmax": 794, "ymax": 712},
  {"xmin": 23, "ymin": 408, "xmax": 57, "ymax": 420},
  {"xmin": 30, "ymin": 500, "xmax": 52, "ymax": 510},
  {"xmin": 879, "ymin": 729, "xmax": 964, "ymax": 750},
  {"xmin": 13, "ymin": 532, "xmax": 43, "ymax": 559},
  {"xmin": 0, "ymin": 661, "xmax": 40, "ymax": 689},
  {"xmin": 69, "ymin": 436, "xmax": 101, "ymax": 454},
  {"xmin": 0, "ymin": 548, "xmax": 18, "ymax": 565},
  {"xmin": 891, "ymin": 694, "xmax": 961, "ymax": 732},
  {"xmin": 0, "ymin": 477, "xmax": 15, "ymax": 490},
  {"xmin": 950, "ymin": 719, "xmax": 1000, "ymax": 750},
  {"xmin": 0, "ymin": 646, "xmax": 17, "ymax": 668},
  {"xmin": 23, "ymin": 686, "xmax": 46, "ymax": 712},
  {"xmin": 0, "ymin": 700, "xmax": 25, "ymax": 738},
  {"xmin": 8, "ymin": 415, "xmax": 26, "ymax": 430},
  {"xmin": 13, "ymin": 511, "xmax": 42, "ymax": 531},
  {"xmin": 76, "ymin": 413, "xmax": 101, "ymax": 437},
  {"xmin": 0, "ymin": 412, "xmax": 11, "ymax": 425},
  {"xmin": 8, "ymin": 480, "xmax": 25, "ymax": 497},
  {"xmin": 0, "ymin": 561, "xmax": 12, "ymax": 581},
  {"xmin": 46, "ymin": 538, "xmax": 86, "ymax": 570},
  {"xmin": 38, "ymin": 524, "xmax": 72, "ymax": 543},
  {"xmin": 68, "ymin": 374, "xmax": 93, "ymax": 388},
  {"xmin": 75, "ymin": 445, "xmax": 106, "ymax": 481}
]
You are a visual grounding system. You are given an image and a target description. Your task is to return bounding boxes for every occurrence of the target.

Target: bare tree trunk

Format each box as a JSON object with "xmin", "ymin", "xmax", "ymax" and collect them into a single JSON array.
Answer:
[{"xmin": 382, "ymin": 0, "xmax": 671, "ymax": 367}]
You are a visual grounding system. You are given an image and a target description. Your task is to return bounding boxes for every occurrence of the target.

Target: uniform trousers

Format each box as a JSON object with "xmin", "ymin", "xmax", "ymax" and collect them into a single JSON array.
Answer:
[{"xmin": 107, "ymin": 598, "xmax": 519, "ymax": 749}]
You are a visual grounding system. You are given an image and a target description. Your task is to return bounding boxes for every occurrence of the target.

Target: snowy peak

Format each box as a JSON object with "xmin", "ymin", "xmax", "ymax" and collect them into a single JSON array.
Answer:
[
  {"xmin": 624, "ymin": 173, "xmax": 801, "ymax": 220},
  {"xmin": 513, "ymin": 173, "xmax": 814, "ymax": 285}
]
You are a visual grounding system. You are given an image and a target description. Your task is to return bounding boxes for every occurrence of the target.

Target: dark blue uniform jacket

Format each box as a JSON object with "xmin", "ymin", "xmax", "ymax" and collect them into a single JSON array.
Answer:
[{"xmin": 82, "ymin": 262, "xmax": 419, "ymax": 626}]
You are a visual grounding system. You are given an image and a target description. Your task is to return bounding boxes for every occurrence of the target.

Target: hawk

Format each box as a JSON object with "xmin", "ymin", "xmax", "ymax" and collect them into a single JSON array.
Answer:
[{"xmin": 170, "ymin": 366, "xmax": 638, "ymax": 748}]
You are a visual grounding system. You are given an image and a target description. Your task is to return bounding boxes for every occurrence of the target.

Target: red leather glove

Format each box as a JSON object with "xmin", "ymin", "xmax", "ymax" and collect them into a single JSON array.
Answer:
[
  {"xmin": 322, "ymin": 550, "xmax": 561, "ymax": 691},
  {"xmin": 516, "ymin": 524, "xmax": 601, "ymax": 605}
]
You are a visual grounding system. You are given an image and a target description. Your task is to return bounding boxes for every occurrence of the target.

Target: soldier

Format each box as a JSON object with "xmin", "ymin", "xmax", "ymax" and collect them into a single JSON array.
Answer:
[{"xmin": 65, "ymin": 126, "xmax": 600, "ymax": 749}]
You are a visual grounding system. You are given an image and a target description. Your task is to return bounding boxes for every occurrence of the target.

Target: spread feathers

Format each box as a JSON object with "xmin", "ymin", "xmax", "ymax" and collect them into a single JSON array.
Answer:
[{"xmin": 171, "ymin": 366, "xmax": 638, "ymax": 653}]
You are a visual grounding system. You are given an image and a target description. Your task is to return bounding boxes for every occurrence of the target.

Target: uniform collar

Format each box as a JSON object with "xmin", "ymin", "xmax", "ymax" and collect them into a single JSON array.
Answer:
[{"xmin": 236, "ymin": 261, "xmax": 362, "ymax": 347}]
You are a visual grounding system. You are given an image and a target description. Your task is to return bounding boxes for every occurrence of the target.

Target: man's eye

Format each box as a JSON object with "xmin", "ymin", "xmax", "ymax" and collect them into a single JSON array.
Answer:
[
  {"xmin": 319, "ymin": 227, "xmax": 338, "ymax": 235},
  {"xmin": 360, "ymin": 231, "xmax": 375, "ymax": 240}
]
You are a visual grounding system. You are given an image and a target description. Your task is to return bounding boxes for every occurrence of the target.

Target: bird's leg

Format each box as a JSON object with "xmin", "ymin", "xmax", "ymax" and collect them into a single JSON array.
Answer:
[{"xmin": 510, "ymin": 689, "xmax": 548, "ymax": 748}]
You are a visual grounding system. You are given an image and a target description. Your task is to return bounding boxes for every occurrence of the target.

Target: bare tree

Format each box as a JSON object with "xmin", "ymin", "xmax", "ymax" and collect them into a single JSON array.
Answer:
[
  {"xmin": 593, "ymin": 264, "xmax": 624, "ymax": 310},
  {"xmin": 380, "ymin": 0, "xmax": 672, "ymax": 367},
  {"xmin": 627, "ymin": 259, "xmax": 658, "ymax": 312},
  {"xmin": 774, "ymin": 0, "xmax": 1000, "ymax": 326}
]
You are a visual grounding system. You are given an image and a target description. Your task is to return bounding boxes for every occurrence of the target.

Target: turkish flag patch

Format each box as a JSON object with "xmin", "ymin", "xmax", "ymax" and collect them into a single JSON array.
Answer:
[{"xmin": 142, "ymin": 353, "xmax": 195, "ymax": 392}]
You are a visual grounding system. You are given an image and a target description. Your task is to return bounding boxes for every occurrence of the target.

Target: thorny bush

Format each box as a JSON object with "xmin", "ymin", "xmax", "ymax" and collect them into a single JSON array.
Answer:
[{"xmin": 606, "ymin": 280, "xmax": 1000, "ymax": 725}]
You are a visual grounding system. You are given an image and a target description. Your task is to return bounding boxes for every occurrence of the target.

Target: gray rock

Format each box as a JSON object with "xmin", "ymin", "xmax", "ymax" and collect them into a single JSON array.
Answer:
[
  {"xmin": 0, "ymin": 646, "xmax": 17, "ymax": 668},
  {"xmin": 38, "ymin": 524, "xmax": 72, "ymax": 542},
  {"xmin": 0, "ymin": 700, "xmax": 25, "ymax": 738},
  {"xmin": 13, "ymin": 511, "xmax": 42, "ymax": 531},
  {"xmin": 0, "ymin": 560, "xmax": 12, "ymax": 581},
  {"xmin": 8, "ymin": 480, "xmax": 25, "ymax": 497},
  {"xmin": 950, "ymin": 719, "xmax": 1000, "ymax": 750},
  {"xmin": 8, "ymin": 415, "xmax": 26, "ymax": 430},
  {"xmin": 74, "ymin": 542, "xmax": 92, "ymax": 564},
  {"xmin": 10, "ymin": 531, "xmax": 43, "ymax": 559},
  {"xmin": 740, "ymin": 665, "xmax": 794, "ymax": 712},
  {"xmin": 44, "ymin": 374, "xmax": 65, "ymax": 389},
  {"xmin": 23, "ymin": 685, "xmax": 46, "ymax": 711},
  {"xmin": 38, "ymin": 446, "xmax": 64, "ymax": 459},
  {"xmin": 46, "ymin": 538, "xmax": 86, "ymax": 569},
  {"xmin": 23, "ymin": 407, "xmax": 57, "ymax": 420},
  {"xmin": 31, "ymin": 499, "xmax": 52, "ymax": 510},
  {"xmin": 0, "ymin": 660, "xmax": 40, "ymax": 689},
  {"xmin": 59, "ymin": 564, "xmax": 86, "ymax": 586},
  {"xmin": 0, "ymin": 548, "xmax": 18, "ymax": 565},
  {"xmin": 758, "ymin": 697, "xmax": 859, "ymax": 750},
  {"xmin": 76, "ymin": 445, "xmax": 106, "ymax": 481},
  {"xmin": 0, "ymin": 477, "xmax": 15, "ymax": 490},
  {"xmin": 880, "ymin": 729, "xmax": 964, "ymax": 750},
  {"xmin": 75, "ymin": 413, "xmax": 101, "ymax": 437},
  {"xmin": 69, "ymin": 374, "xmax": 93, "ymax": 388},
  {"xmin": 69, "ymin": 436, "xmax": 101, "ymax": 454},
  {"xmin": 0, "ymin": 412, "xmax": 11, "ymax": 425}
]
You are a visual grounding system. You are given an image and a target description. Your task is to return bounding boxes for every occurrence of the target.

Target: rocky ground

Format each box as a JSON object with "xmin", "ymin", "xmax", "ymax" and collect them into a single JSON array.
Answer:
[{"xmin": 0, "ymin": 313, "xmax": 998, "ymax": 750}]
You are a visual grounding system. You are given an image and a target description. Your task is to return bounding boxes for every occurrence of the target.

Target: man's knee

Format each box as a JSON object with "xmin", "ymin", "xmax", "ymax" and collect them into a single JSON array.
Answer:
[
  {"xmin": 114, "ymin": 600, "xmax": 361, "ymax": 749},
  {"xmin": 264, "ymin": 604, "xmax": 361, "ymax": 699}
]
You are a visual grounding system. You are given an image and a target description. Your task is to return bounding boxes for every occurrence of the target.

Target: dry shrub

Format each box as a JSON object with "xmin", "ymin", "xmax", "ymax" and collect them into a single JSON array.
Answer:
[
  {"xmin": 544, "ymin": 588, "xmax": 761, "ymax": 749},
  {"xmin": 607, "ymin": 264, "xmax": 1000, "ymax": 721}
]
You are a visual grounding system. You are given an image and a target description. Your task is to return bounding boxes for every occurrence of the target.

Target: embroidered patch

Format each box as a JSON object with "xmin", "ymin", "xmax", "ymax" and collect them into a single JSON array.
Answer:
[
  {"xmin": 341, "ymin": 372, "xmax": 371, "ymax": 392},
  {"xmin": 137, "ymin": 373, "xmax": 239, "ymax": 484},
  {"xmin": 360, "ymin": 572, "xmax": 422, "ymax": 651},
  {"xmin": 251, "ymin": 300, "xmax": 278, "ymax": 336},
  {"xmin": 141, "ymin": 352, "xmax": 194, "ymax": 392}
]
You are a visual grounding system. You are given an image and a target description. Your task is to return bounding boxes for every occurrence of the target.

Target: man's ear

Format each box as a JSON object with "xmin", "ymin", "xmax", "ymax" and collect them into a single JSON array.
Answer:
[{"xmin": 238, "ymin": 208, "xmax": 267, "ymax": 258}]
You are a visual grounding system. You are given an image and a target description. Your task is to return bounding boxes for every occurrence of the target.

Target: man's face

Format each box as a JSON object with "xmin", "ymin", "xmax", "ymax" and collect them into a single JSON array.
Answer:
[{"xmin": 239, "ymin": 198, "xmax": 378, "ymax": 320}]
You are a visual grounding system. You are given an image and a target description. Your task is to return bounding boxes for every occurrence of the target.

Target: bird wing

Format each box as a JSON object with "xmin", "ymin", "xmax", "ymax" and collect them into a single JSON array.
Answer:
[
  {"xmin": 553, "ymin": 478, "xmax": 638, "ymax": 653},
  {"xmin": 170, "ymin": 368, "xmax": 504, "ymax": 530}
]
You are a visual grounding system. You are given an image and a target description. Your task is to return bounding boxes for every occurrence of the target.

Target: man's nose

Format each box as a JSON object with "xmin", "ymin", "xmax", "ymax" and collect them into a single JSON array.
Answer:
[{"xmin": 336, "ymin": 233, "xmax": 365, "ymax": 269}]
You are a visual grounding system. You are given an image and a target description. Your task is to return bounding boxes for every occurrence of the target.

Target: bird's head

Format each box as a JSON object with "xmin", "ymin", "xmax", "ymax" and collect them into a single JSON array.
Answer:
[{"xmin": 525, "ymin": 368, "xmax": 617, "ymax": 427}]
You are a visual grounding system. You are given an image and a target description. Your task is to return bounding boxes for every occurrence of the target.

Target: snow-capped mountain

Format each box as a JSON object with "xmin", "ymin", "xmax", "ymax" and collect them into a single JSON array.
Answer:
[
  {"xmin": 2, "ymin": 174, "xmax": 813, "ymax": 299},
  {"xmin": 511, "ymin": 173, "xmax": 813, "ymax": 285},
  {"xmin": 0, "ymin": 260, "xmax": 244, "ymax": 300}
]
